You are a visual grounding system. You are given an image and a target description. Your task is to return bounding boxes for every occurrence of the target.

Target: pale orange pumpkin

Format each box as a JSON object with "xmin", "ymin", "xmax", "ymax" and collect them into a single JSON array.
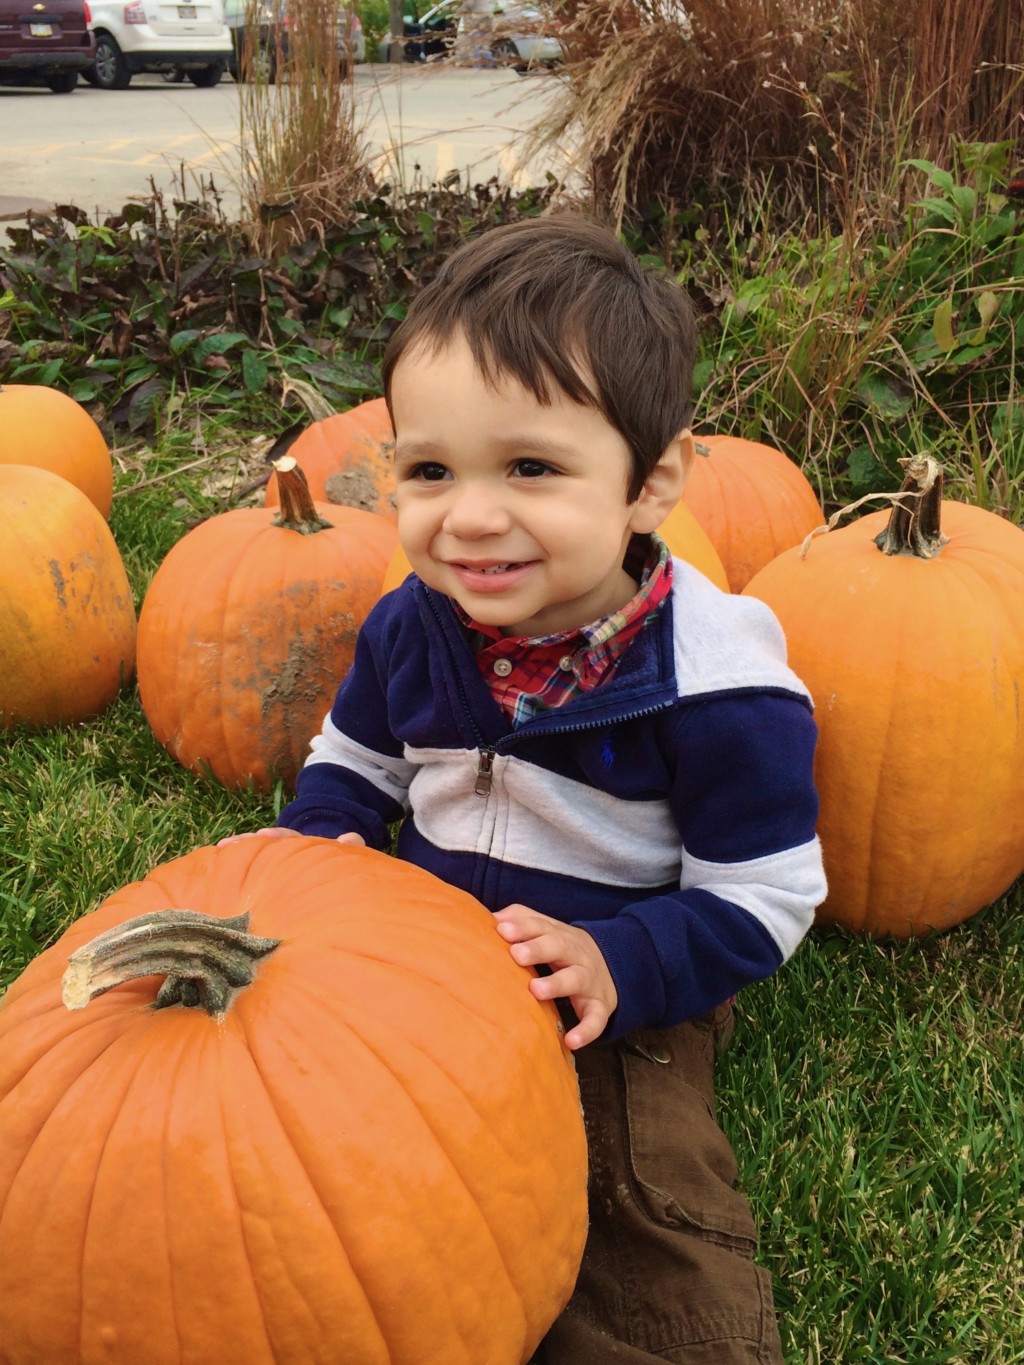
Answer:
[
  {"xmin": 379, "ymin": 498, "xmax": 730, "ymax": 598},
  {"xmin": 0, "ymin": 836, "xmax": 588, "ymax": 1365},
  {"xmin": 743, "ymin": 456, "xmax": 1024, "ymax": 937},
  {"xmin": 264, "ymin": 396, "xmax": 396, "ymax": 520},
  {"xmin": 138, "ymin": 458, "xmax": 398, "ymax": 790},
  {"xmin": 683, "ymin": 435, "xmax": 824, "ymax": 591},
  {"xmin": 0, "ymin": 464, "xmax": 136, "ymax": 730},
  {"xmin": 0, "ymin": 383, "xmax": 114, "ymax": 518}
]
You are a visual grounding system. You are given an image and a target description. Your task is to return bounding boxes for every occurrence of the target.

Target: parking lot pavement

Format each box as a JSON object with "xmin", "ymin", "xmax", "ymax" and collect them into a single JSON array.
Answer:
[{"xmin": 0, "ymin": 65, "xmax": 571, "ymax": 231}]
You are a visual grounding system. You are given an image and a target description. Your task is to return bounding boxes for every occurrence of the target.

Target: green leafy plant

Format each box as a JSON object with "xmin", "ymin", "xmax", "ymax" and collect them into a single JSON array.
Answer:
[
  {"xmin": 676, "ymin": 144, "xmax": 1024, "ymax": 512},
  {"xmin": 0, "ymin": 176, "xmax": 557, "ymax": 435}
]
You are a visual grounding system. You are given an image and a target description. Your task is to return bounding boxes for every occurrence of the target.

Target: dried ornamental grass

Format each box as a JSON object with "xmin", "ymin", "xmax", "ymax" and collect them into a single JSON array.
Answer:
[
  {"xmin": 523, "ymin": 0, "xmax": 1024, "ymax": 228},
  {"xmin": 237, "ymin": 0, "xmax": 374, "ymax": 254}
]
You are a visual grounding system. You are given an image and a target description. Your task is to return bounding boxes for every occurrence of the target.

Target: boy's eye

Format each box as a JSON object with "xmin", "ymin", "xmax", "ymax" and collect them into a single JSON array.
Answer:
[
  {"xmin": 407, "ymin": 462, "xmax": 450, "ymax": 482},
  {"xmin": 513, "ymin": 459, "xmax": 554, "ymax": 479}
]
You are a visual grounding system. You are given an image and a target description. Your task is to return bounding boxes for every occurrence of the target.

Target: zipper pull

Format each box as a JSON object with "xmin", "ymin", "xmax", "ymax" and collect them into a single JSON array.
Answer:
[{"xmin": 474, "ymin": 748, "xmax": 495, "ymax": 796}]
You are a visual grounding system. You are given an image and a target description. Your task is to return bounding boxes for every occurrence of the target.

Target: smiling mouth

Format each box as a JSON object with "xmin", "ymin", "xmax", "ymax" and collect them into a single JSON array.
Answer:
[{"xmin": 456, "ymin": 562, "xmax": 527, "ymax": 575}]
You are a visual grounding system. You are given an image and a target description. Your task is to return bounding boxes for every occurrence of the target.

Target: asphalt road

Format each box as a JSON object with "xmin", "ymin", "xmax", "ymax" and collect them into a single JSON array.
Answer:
[{"xmin": 0, "ymin": 64, "xmax": 572, "ymax": 228}]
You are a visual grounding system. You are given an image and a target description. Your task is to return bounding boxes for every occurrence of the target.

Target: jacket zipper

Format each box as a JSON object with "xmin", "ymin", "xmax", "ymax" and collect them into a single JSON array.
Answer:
[
  {"xmin": 474, "ymin": 701, "xmax": 670, "ymax": 798},
  {"xmin": 475, "ymin": 748, "xmax": 495, "ymax": 796}
]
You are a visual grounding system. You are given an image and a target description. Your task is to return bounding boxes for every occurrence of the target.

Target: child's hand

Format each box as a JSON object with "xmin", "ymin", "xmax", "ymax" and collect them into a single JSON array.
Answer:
[
  {"xmin": 493, "ymin": 905, "xmax": 618, "ymax": 1051},
  {"xmin": 216, "ymin": 829, "xmax": 366, "ymax": 848},
  {"xmin": 217, "ymin": 827, "xmax": 301, "ymax": 848}
]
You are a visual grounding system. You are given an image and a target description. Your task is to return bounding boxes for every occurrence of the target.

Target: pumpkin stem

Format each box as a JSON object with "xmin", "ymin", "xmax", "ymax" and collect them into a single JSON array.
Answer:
[
  {"xmin": 874, "ymin": 455, "xmax": 949, "ymax": 559},
  {"xmin": 271, "ymin": 456, "xmax": 334, "ymax": 534},
  {"xmin": 61, "ymin": 910, "xmax": 281, "ymax": 1016}
]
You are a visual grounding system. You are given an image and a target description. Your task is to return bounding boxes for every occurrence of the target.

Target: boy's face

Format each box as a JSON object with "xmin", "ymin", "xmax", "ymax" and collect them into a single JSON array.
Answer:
[{"xmin": 391, "ymin": 333, "xmax": 678, "ymax": 638}]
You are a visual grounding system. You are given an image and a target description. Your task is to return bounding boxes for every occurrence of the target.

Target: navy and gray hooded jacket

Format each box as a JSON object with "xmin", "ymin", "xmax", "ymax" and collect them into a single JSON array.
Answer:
[{"xmin": 278, "ymin": 559, "xmax": 827, "ymax": 1040}]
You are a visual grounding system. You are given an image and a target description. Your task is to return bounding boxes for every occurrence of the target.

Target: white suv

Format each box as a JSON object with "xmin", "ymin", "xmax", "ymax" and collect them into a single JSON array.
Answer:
[{"xmin": 85, "ymin": 0, "xmax": 232, "ymax": 87}]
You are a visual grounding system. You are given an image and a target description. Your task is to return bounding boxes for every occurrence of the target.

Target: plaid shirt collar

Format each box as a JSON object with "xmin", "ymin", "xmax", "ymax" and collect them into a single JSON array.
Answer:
[{"xmin": 456, "ymin": 533, "xmax": 673, "ymax": 727}]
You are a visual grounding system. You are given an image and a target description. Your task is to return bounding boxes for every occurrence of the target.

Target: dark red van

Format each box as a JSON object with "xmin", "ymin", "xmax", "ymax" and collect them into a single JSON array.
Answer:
[{"xmin": 0, "ymin": 0, "xmax": 94, "ymax": 91}]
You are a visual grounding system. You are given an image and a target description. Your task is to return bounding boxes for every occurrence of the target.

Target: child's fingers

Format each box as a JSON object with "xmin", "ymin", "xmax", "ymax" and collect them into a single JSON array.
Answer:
[
  {"xmin": 216, "ymin": 827, "xmax": 299, "ymax": 848},
  {"xmin": 507, "ymin": 932, "xmax": 566, "ymax": 968},
  {"xmin": 528, "ymin": 962, "xmax": 589, "ymax": 1000},
  {"xmin": 493, "ymin": 904, "xmax": 549, "ymax": 939},
  {"xmin": 563, "ymin": 1002, "xmax": 609, "ymax": 1051}
]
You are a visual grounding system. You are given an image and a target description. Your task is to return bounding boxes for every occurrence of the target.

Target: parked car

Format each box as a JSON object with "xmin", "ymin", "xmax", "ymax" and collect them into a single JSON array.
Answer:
[
  {"xmin": 83, "ymin": 0, "xmax": 232, "ymax": 88},
  {"xmin": 0, "ymin": 0, "xmax": 93, "ymax": 92},
  {"xmin": 384, "ymin": 0, "xmax": 561, "ymax": 71},
  {"xmin": 390, "ymin": 0, "xmax": 453, "ymax": 61},
  {"xmin": 222, "ymin": 0, "xmax": 363, "ymax": 82}
]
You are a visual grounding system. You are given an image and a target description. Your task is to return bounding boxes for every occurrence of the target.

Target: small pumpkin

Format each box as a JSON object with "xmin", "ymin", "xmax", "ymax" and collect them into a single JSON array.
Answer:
[
  {"xmin": 0, "ymin": 383, "xmax": 114, "ymax": 518},
  {"xmin": 0, "ymin": 464, "xmax": 136, "ymax": 730},
  {"xmin": 264, "ymin": 396, "xmax": 396, "ymax": 520},
  {"xmin": 0, "ymin": 836, "xmax": 588, "ymax": 1365},
  {"xmin": 742, "ymin": 456, "xmax": 1024, "ymax": 937},
  {"xmin": 138, "ymin": 457, "xmax": 398, "ymax": 790},
  {"xmin": 683, "ymin": 435, "xmax": 824, "ymax": 591},
  {"xmin": 379, "ymin": 498, "xmax": 730, "ymax": 598}
]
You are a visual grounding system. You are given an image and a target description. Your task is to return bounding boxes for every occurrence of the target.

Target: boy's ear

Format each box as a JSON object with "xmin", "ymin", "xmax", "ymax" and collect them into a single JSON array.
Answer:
[{"xmin": 628, "ymin": 429, "xmax": 696, "ymax": 533}]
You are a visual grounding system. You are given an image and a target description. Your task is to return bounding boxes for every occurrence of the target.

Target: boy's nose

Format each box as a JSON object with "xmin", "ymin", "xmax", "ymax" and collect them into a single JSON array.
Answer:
[{"xmin": 442, "ymin": 484, "xmax": 511, "ymax": 538}]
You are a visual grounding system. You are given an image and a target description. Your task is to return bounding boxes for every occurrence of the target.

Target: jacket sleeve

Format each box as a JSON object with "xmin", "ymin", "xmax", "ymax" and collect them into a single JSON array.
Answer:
[
  {"xmin": 576, "ymin": 691, "xmax": 826, "ymax": 1039},
  {"xmin": 276, "ymin": 597, "xmax": 417, "ymax": 847}
]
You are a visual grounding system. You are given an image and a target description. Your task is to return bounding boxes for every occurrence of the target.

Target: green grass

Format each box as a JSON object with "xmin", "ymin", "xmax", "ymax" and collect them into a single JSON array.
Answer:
[
  {"xmin": 720, "ymin": 892, "xmax": 1024, "ymax": 1364},
  {"xmin": 0, "ymin": 695, "xmax": 280, "ymax": 988}
]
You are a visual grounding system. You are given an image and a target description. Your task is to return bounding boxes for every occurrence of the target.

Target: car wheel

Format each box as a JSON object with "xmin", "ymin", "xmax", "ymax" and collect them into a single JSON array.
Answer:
[
  {"xmin": 187, "ymin": 61, "xmax": 224, "ymax": 86},
  {"xmin": 46, "ymin": 70, "xmax": 79, "ymax": 93},
  {"xmin": 92, "ymin": 34, "xmax": 131, "ymax": 89},
  {"xmin": 162, "ymin": 67, "xmax": 186, "ymax": 83}
]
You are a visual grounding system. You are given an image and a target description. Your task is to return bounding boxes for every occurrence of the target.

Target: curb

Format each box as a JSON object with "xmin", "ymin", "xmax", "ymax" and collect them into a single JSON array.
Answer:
[{"xmin": 0, "ymin": 194, "xmax": 52, "ymax": 222}]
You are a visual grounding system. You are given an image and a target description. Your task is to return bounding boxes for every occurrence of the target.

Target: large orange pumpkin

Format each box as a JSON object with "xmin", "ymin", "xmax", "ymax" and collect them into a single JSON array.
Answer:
[
  {"xmin": 0, "ymin": 383, "xmax": 114, "ymax": 518},
  {"xmin": 684, "ymin": 435, "xmax": 824, "ymax": 591},
  {"xmin": 379, "ymin": 498, "xmax": 730, "ymax": 597},
  {"xmin": 264, "ymin": 396, "xmax": 396, "ymax": 520},
  {"xmin": 0, "ymin": 836, "xmax": 588, "ymax": 1365},
  {"xmin": 137, "ymin": 458, "xmax": 398, "ymax": 790},
  {"xmin": 0, "ymin": 464, "xmax": 136, "ymax": 730},
  {"xmin": 743, "ymin": 456, "xmax": 1024, "ymax": 937}
]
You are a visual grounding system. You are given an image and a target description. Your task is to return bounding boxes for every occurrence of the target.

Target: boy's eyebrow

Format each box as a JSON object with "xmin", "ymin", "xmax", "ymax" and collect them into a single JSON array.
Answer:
[
  {"xmin": 395, "ymin": 435, "xmax": 580, "ymax": 461},
  {"xmin": 490, "ymin": 435, "xmax": 579, "ymax": 458},
  {"xmin": 393, "ymin": 440, "xmax": 445, "ymax": 462}
]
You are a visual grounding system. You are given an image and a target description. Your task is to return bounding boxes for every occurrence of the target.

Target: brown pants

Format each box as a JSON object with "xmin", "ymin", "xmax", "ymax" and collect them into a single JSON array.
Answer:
[{"xmin": 533, "ymin": 1006, "xmax": 784, "ymax": 1365}]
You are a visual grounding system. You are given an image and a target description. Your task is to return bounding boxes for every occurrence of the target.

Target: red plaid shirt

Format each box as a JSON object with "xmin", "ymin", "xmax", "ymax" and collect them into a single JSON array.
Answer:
[{"xmin": 459, "ymin": 534, "xmax": 673, "ymax": 727}]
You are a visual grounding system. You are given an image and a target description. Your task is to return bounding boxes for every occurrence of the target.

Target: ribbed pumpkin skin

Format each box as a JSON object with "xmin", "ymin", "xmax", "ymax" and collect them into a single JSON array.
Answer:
[
  {"xmin": 743, "ymin": 501, "xmax": 1024, "ymax": 936},
  {"xmin": 0, "ymin": 465, "xmax": 136, "ymax": 729},
  {"xmin": 137, "ymin": 502, "xmax": 398, "ymax": 789},
  {"xmin": 378, "ymin": 498, "xmax": 730, "ymax": 597},
  {"xmin": 264, "ymin": 398, "xmax": 396, "ymax": 519},
  {"xmin": 684, "ymin": 435, "xmax": 823, "ymax": 591},
  {"xmin": 0, "ymin": 384, "xmax": 113, "ymax": 518},
  {"xmin": 0, "ymin": 838, "xmax": 588, "ymax": 1365}
]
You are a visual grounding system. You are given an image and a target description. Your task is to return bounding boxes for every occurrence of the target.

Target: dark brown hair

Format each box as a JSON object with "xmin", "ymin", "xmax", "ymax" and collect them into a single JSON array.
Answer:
[{"xmin": 381, "ymin": 214, "xmax": 698, "ymax": 502}]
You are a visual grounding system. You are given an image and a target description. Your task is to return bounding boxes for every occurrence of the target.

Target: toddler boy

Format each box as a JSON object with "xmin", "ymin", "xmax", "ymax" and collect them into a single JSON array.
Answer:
[{"xmin": 264, "ymin": 215, "xmax": 825, "ymax": 1362}]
